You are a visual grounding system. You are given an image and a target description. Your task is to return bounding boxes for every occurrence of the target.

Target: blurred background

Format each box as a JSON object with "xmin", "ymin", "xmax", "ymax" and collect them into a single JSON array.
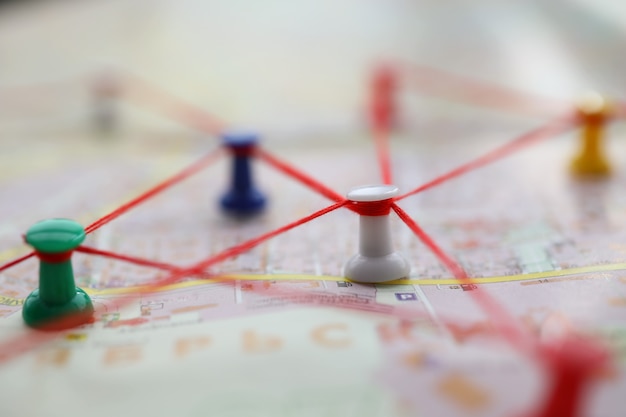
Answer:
[{"xmin": 0, "ymin": 0, "xmax": 625, "ymax": 142}]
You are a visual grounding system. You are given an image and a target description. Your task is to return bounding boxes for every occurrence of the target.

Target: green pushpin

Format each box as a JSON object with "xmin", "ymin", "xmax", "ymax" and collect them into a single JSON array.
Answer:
[{"xmin": 22, "ymin": 219, "xmax": 94, "ymax": 331}]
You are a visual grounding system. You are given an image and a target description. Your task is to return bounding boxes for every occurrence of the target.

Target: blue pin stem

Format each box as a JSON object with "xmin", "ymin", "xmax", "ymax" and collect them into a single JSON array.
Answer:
[{"xmin": 220, "ymin": 132, "xmax": 266, "ymax": 216}]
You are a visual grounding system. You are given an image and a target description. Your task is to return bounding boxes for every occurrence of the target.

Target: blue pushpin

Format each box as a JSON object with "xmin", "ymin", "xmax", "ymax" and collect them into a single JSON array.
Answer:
[{"xmin": 220, "ymin": 131, "xmax": 267, "ymax": 216}]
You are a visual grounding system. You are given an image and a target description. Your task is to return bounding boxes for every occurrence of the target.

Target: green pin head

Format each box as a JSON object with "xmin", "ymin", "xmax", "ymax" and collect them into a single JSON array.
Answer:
[
  {"xmin": 25, "ymin": 218, "xmax": 86, "ymax": 253},
  {"xmin": 22, "ymin": 218, "xmax": 93, "ymax": 331}
]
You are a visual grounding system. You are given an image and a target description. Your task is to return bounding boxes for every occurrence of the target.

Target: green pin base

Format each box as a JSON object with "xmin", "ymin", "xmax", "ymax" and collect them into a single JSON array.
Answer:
[{"xmin": 22, "ymin": 288, "xmax": 94, "ymax": 331}]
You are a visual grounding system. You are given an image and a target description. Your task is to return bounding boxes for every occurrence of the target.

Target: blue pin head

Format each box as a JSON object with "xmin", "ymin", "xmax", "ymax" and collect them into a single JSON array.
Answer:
[
  {"xmin": 220, "ymin": 131, "xmax": 266, "ymax": 217},
  {"xmin": 222, "ymin": 131, "xmax": 258, "ymax": 148}
]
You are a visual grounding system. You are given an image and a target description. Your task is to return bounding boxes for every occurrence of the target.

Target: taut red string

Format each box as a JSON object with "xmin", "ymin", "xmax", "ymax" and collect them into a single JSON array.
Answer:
[
  {"xmin": 85, "ymin": 148, "xmax": 223, "ymax": 234},
  {"xmin": 182, "ymin": 200, "xmax": 348, "ymax": 276},
  {"xmin": 227, "ymin": 144, "xmax": 257, "ymax": 157},
  {"xmin": 34, "ymin": 251, "xmax": 73, "ymax": 263},
  {"xmin": 395, "ymin": 117, "xmax": 577, "ymax": 201},
  {"xmin": 348, "ymin": 199, "xmax": 394, "ymax": 216},
  {"xmin": 373, "ymin": 125, "xmax": 393, "ymax": 185},
  {"xmin": 370, "ymin": 65, "xmax": 396, "ymax": 185},
  {"xmin": 396, "ymin": 61, "xmax": 568, "ymax": 118},
  {"xmin": 75, "ymin": 246, "xmax": 183, "ymax": 273},
  {"xmin": 392, "ymin": 203, "xmax": 532, "ymax": 352},
  {"xmin": 256, "ymin": 148, "xmax": 345, "ymax": 203},
  {"xmin": 0, "ymin": 251, "xmax": 35, "ymax": 273},
  {"xmin": 122, "ymin": 72, "xmax": 226, "ymax": 136}
]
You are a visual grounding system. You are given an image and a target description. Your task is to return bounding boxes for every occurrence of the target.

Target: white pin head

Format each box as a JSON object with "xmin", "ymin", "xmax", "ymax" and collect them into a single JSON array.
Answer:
[{"xmin": 347, "ymin": 184, "xmax": 399, "ymax": 202}]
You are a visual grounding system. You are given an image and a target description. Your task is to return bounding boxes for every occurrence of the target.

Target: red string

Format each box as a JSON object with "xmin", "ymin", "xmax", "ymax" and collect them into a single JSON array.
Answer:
[
  {"xmin": 84, "ymin": 201, "xmax": 347, "ymax": 282},
  {"xmin": 370, "ymin": 66, "xmax": 395, "ymax": 184},
  {"xmin": 396, "ymin": 61, "xmax": 569, "ymax": 118},
  {"xmin": 391, "ymin": 203, "xmax": 532, "ymax": 351},
  {"xmin": 256, "ymin": 148, "xmax": 345, "ymax": 203},
  {"xmin": 85, "ymin": 148, "xmax": 223, "ymax": 234},
  {"xmin": 35, "ymin": 251, "xmax": 73, "ymax": 263},
  {"xmin": 87, "ymin": 201, "xmax": 346, "ymax": 294},
  {"xmin": 348, "ymin": 199, "xmax": 394, "ymax": 216},
  {"xmin": 183, "ymin": 200, "xmax": 348, "ymax": 276},
  {"xmin": 370, "ymin": 65, "xmax": 396, "ymax": 129},
  {"xmin": 373, "ymin": 125, "xmax": 393, "ymax": 185},
  {"xmin": 0, "ymin": 251, "xmax": 35, "ymax": 273},
  {"xmin": 227, "ymin": 144, "xmax": 257, "ymax": 157},
  {"xmin": 75, "ymin": 246, "xmax": 183, "ymax": 273},
  {"xmin": 395, "ymin": 117, "xmax": 577, "ymax": 201},
  {"xmin": 122, "ymin": 72, "xmax": 226, "ymax": 136}
]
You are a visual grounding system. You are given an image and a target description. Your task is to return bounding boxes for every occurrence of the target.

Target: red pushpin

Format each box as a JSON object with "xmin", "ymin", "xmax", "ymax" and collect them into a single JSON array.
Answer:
[
  {"xmin": 370, "ymin": 65, "xmax": 397, "ymax": 131},
  {"xmin": 524, "ymin": 335, "xmax": 611, "ymax": 417}
]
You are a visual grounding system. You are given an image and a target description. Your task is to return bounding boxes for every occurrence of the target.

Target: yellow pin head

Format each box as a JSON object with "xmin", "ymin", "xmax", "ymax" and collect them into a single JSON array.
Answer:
[{"xmin": 575, "ymin": 91, "xmax": 612, "ymax": 123}]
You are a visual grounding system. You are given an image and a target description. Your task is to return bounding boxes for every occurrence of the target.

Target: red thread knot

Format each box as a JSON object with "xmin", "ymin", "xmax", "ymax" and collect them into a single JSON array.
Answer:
[
  {"xmin": 35, "ymin": 251, "xmax": 73, "ymax": 263},
  {"xmin": 226, "ymin": 144, "xmax": 257, "ymax": 157},
  {"xmin": 349, "ymin": 199, "xmax": 394, "ymax": 216}
]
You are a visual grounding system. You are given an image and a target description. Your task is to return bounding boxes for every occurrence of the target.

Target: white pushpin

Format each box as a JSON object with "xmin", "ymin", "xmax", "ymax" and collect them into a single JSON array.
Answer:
[{"xmin": 344, "ymin": 184, "xmax": 410, "ymax": 283}]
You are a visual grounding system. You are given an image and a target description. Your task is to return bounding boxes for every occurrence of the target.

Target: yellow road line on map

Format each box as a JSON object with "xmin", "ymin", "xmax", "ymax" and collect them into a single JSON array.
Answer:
[
  {"xmin": 1, "ymin": 262, "xmax": 625, "ymax": 304},
  {"xmin": 3, "ymin": 248, "xmax": 626, "ymax": 300},
  {"xmin": 80, "ymin": 262, "xmax": 626, "ymax": 296},
  {"xmin": 397, "ymin": 263, "xmax": 626, "ymax": 285}
]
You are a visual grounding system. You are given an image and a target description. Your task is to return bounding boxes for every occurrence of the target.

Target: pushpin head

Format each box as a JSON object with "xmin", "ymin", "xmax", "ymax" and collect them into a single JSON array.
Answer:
[
  {"xmin": 22, "ymin": 219, "xmax": 94, "ymax": 331},
  {"xmin": 347, "ymin": 184, "xmax": 399, "ymax": 202},
  {"xmin": 220, "ymin": 131, "xmax": 267, "ymax": 217},
  {"xmin": 575, "ymin": 91, "xmax": 611, "ymax": 121},
  {"xmin": 25, "ymin": 218, "xmax": 86, "ymax": 253},
  {"xmin": 222, "ymin": 131, "xmax": 258, "ymax": 148}
]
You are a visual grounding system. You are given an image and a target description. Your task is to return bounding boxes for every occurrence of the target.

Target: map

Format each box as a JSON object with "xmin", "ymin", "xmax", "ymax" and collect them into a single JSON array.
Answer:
[{"xmin": 0, "ymin": 1, "xmax": 625, "ymax": 416}]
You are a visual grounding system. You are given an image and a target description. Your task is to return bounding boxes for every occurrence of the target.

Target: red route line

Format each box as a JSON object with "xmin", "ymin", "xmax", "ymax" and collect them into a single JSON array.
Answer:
[
  {"xmin": 395, "ymin": 117, "xmax": 578, "ymax": 201},
  {"xmin": 395, "ymin": 61, "xmax": 569, "ymax": 118},
  {"xmin": 85, "ymin": 148, "xmax": 223, "ymax": 234},
  {"xmin": 392, "ymin": 203, "xmax": 533, "ymax": 353},
  {"xmin": 120, "ymin": 72, "xmax": 226, "ymax": 136},
  {"xmin": 373, "ymin": 125, "xmax": 393, "ymax": 184},
  {"xmin": 256, "ymin": 148, "xmax": 345, "ymax": 203}
]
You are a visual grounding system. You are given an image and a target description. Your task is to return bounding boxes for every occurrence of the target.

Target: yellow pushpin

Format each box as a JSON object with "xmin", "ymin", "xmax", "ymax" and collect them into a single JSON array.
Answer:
[{"xmin": 570, "ymin": 92, "xmax": 612, "ymax": 177}]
